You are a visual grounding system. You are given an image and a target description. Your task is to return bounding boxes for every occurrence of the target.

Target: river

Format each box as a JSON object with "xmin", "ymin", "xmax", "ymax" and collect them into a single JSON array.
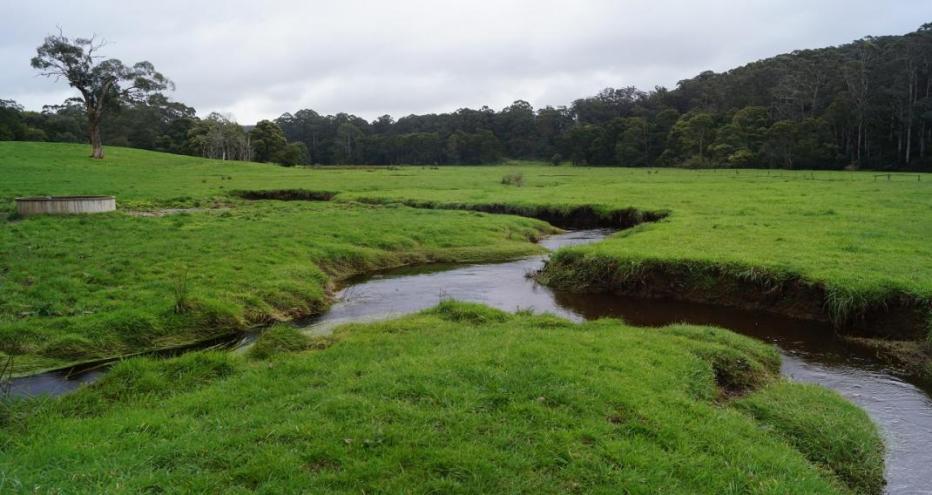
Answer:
[{"xmin": 9, "ymin": 229, "xmax": 932, "ymax": 493}]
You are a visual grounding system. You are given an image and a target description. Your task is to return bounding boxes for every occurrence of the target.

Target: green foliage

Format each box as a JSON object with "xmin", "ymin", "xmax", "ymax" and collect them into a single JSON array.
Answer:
[
  {"xmin": 276, "ymin": 141, "xmax": 309, "ymax": 166},
  {"xmin": 669, "ymin": 112, "xmax": 717, "ymax": 164},
  {"xmin": 250, "ymin": 120, "xmax": 288, "ymax": 163},
  {"xmin": 0, "ymin": 306, "xmax": 882, "ymax": 493},
  {"xmin": 31, "ymin": 31, "xmax": 172, "ymax": 159},
  {"xmin": 172, "ymin": 269, "xmax": 191, "ymax": 314},
  {"xmin": 614, "ymin": 116, "xmax": 649, "ymax": 165},
  {"xmin": 186, "ymin": 113, "xmax": 252, "ymax": 161}
]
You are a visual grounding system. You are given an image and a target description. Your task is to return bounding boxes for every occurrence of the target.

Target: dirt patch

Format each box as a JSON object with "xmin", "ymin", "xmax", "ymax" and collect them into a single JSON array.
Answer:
[{"xmin": 231, "ymin": 189, "xmax": 337, "ymax": 201}]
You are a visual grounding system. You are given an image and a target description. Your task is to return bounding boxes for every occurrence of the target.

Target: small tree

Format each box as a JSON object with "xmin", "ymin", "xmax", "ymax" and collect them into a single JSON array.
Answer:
[
  {"xmin": 250, "ymin": 120, "xmax": 288, "ymax": 163},
  {"xmin": 31, "ymin": 31, "xmax": 172, "ymax": 159},
  {"xmin": 276, "ymin": 142, "xmax": 309, "ymax": 166}
]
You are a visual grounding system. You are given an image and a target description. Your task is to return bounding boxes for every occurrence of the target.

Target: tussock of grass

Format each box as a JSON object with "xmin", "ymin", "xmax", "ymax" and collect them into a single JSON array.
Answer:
[
  {"xmin": 424, "ymin": 299, "xmax": 513, "ymax": 325},
  {"xmin": 0, "ymin": 303, "xmax": 882, "ymax": 493},
  {"xmin": 247, "ymin": 324, "xmax": 311, "ymax": 360},
  {"xmin": 500, "ymin": 171, "xmax": 525, "ymax": 186}
]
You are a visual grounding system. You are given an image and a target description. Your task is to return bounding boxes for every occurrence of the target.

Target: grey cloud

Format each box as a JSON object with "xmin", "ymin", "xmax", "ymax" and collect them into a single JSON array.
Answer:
[{"xmin": 2, "ymin": 0, "xmax": 930, "ymax": 123}]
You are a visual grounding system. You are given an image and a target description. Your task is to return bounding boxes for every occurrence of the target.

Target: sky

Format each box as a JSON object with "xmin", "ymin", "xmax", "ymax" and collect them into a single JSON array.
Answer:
[{"xmin": 2, "ymin": 0, "xmax": 930, "ymax": 124}]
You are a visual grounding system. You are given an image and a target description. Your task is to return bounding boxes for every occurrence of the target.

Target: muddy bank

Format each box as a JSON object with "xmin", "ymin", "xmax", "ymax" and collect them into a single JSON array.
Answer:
[
  {"xmin": 231, "ymin": 189, "xmax": 337, "ymax": 201},
  {"xmin": 354, "ymin": 197, "xmax": 668, "ymax": 229},
  {"xmin": 538, "ymin": 255, "xmax": 932, "ymax": 343}
]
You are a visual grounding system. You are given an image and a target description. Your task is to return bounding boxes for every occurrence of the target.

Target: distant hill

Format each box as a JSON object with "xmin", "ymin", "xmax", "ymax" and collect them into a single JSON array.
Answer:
[{"xmin": 3, "ymin": 24, "xmax": 931, "ymax": 170}]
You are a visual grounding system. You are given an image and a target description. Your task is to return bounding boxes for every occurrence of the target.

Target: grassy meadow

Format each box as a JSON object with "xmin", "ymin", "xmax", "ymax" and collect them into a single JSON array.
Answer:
[
  {"xmin": 0, "ymin": 302, "xmax": 884, "ymax": 494},
  {"xmin": 2, "ymin": 141, "xmax": 921, "ymax": 492},
  {"xmin": 1, "ymin": 142, "xmax": 930, "ymax": 372}
]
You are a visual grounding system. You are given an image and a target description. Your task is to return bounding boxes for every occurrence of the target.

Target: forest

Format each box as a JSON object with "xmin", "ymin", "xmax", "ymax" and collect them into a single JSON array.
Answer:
[{"xmin": 2, "ymin": 23, "xmax": 931, "ymax": 169}]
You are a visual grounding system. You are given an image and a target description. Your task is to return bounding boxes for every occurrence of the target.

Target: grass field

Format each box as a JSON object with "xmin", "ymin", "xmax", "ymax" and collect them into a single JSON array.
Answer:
[
  {"xmin": 0, "ymin": 142, "xmax": 911, "ymax": 492},
  {"xmin": 1, "ymin": 142, "xmax": 930, "ymax": 372},
  {"xmin": 0, "ymin": 201, "xmax": 550, "ymax": 374},
  {"xmin": 4, "ymin": 141, "xmax": 929, "ymax": 301},
  {"xmin": 0, "ymin": 302, "xmax": 884, "ymax": 494}
]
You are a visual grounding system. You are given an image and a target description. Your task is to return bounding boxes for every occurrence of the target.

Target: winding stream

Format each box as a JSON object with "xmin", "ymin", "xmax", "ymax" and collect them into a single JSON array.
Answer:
[{"xmin": 9, "ymin": 230, "xmax": 932, "ymax": 493}]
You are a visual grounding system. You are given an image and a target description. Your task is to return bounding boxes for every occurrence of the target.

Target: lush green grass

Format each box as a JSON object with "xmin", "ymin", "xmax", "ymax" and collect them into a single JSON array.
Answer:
[
  {"xmin": 734, "ymin": 382, "xmax": 885, "ymax": 495},
  {"xmin": 0, "ymin": 303, "xmax": 884, "ymax": 494},
  {"xmin": 0, "ymin": 146, "xmax": 554, "ymax": 373},
  {"xmin": 0, "ymin": 144, "xmax": 891, "ymax": 491},
  {"xmin": 5, "ymin": 141, "xmax": 927, "ymax": 310},
  {"xmin": 2, "ymin": 141, "xmax": 929, "ymax": 368}
]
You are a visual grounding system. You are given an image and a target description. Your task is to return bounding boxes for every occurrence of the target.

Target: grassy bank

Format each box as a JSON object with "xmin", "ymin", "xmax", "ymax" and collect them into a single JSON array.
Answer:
[
  {"xmin": 1, "ymin": 198, "xmax": 551, "ymax": 374},
  {"xmin": 0, "ymin": 302, "xmax": 884, "ymax": 494}
]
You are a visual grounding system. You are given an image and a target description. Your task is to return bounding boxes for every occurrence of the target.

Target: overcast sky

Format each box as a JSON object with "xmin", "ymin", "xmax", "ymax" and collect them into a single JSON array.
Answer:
[{"xmin": 2, "ymin": 1, "xmax": 930, "ymax": 124}]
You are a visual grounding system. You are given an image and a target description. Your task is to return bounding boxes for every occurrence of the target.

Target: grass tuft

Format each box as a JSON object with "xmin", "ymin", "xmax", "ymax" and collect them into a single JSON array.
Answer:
[
  {"xmin": 247, "ymin": 324, "xmax": 311, "ymax": 360},
  {"xmin": 500, "ymin": 171, "xmax": 525, "ymax": 186},
  {"xmin": 423, "ymin": 300, "xmax": 512, "ymax": 325}
]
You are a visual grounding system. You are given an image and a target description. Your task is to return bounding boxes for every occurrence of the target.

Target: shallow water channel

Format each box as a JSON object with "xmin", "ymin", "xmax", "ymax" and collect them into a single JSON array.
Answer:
[{"xmin": 9, "ymin": 229, "xmax": 932, "ymax": 493}]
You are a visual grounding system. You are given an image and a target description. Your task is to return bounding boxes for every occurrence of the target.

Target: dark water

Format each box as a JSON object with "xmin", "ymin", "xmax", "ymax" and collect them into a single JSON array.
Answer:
[{"xmin": 7, "ymin": 229, "xmax": 932, "ymax": 493}]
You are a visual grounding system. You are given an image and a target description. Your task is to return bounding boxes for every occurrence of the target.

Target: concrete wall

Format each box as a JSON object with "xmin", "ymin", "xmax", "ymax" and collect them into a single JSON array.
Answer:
[{"xmin": 16, "ymin": 196, "xmax": 116, "ymax": 216}]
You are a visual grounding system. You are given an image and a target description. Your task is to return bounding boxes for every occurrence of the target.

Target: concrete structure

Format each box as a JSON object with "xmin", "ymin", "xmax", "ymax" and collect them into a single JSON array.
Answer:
[{"xmin": 15, "ymin": 196, "xmax": 116, "ymax": 216}]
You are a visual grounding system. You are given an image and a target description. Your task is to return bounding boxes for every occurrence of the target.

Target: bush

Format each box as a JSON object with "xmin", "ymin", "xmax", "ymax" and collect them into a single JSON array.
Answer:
[{"xmin": 550, "ymin": 153, "xmax": 563, "ymax": 166}]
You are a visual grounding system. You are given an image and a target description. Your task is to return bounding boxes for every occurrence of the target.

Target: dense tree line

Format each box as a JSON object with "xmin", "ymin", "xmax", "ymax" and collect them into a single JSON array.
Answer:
[{"xmin": 4, "ymin": 24, "xmax": 932, "ymax": 169}]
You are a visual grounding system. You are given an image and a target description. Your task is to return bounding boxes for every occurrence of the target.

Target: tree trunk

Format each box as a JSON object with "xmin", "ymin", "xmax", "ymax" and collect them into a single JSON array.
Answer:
[
  {"xmin": 921, "ymin": 121, "xmax": 926, "ymax": 158},
  {"xmin": 856, "ymin": 120, "xmax": 863, "ymax": 166},
  {"xmin": 88, "ymin": 117, "xmax": 104, "ymax": 159}
]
